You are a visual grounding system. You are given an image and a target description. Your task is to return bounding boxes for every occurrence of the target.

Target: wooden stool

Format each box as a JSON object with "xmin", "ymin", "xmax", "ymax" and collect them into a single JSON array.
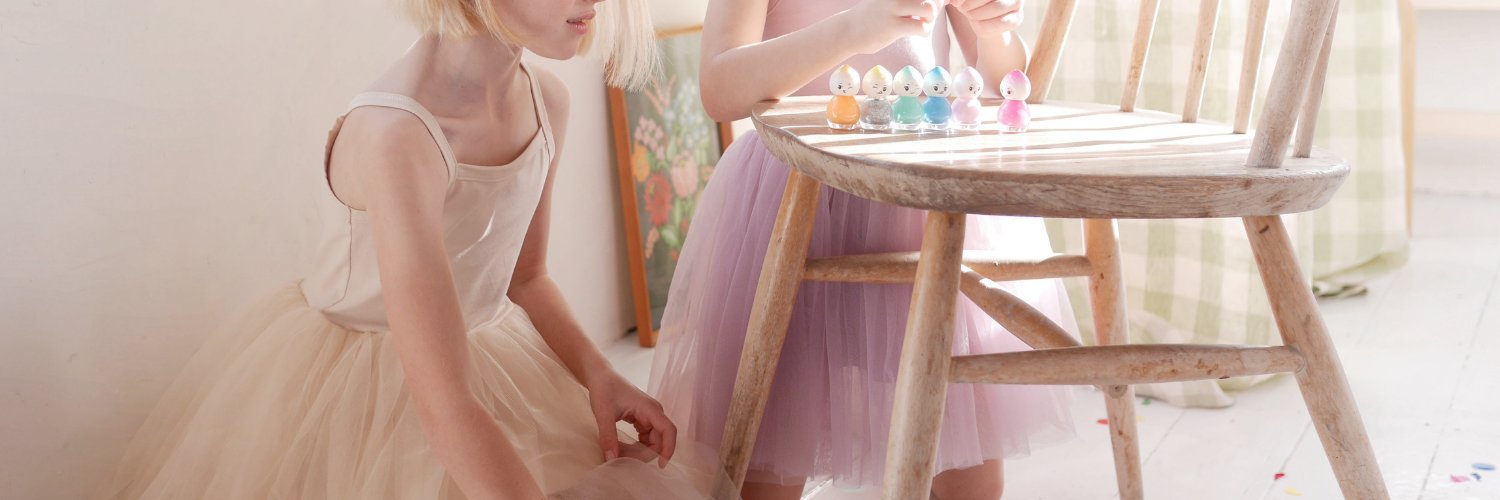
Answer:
[{"xmin": 717, "ymin": 0, "xmax": 1389, "ymax": 498}]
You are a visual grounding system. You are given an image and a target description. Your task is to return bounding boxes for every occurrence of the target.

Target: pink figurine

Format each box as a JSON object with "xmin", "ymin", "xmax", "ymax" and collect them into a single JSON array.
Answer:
[{"xmin": 997, "ymin": 69, "xmax": 1031, "ymax": 133}]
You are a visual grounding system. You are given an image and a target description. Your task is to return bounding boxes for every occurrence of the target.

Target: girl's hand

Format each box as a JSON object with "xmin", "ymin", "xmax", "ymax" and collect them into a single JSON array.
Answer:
[
  {"xmin": 843, "ymin": 0, "xmax": 943, "ymax": 54},
  {"xmin": 952, "ymin": 0, "xmax": 1022, "ymax": 37},
  {"xmin": 585, "ymin": 372, "xmax": 677, "ymax": 468}
]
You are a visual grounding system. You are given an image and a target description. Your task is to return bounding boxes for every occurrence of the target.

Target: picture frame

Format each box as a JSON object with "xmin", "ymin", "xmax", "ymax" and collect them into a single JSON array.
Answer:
[{"xmin": 609, "ymin": 25, "xmax": 735, "ymax": 347}]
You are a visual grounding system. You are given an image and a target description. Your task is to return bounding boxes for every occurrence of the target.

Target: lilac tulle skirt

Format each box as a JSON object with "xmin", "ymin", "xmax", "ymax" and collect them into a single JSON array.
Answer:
[{"xmin": 648, "ymin": 132, "xmax": 1078, "ymax": 488}]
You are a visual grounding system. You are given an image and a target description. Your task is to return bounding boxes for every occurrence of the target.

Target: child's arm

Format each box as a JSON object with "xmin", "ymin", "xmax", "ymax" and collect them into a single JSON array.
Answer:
[
  {"xmin": 343, "ymin": 109, "xmax": 543, "ymax": 500},
  {"xmin": 700, "ymin": 0, "xmax": 943, "ymax": 121},
  {"xmin": 948, "ymin": 0, "xmax": 1028, "ymax": 98},
  {"xmin": 507, "ymin": 70, "xmax": 678, "ymax": 468}
]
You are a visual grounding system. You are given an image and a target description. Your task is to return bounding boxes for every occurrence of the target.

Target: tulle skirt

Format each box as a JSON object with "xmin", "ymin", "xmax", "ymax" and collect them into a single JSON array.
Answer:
[
  {"xmin": 649, "ymin": 132, "xmax": 1078, "ymax": 488},
  {"xmin": 93, "ymin": 283, "xmax": 732, "ymax": 500}
]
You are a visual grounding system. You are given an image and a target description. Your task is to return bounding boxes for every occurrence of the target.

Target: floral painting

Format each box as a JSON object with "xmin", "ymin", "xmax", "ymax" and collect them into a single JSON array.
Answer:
[{"xmin": 609, "ymin": 28, "xmax": 732, "ymax": 347}]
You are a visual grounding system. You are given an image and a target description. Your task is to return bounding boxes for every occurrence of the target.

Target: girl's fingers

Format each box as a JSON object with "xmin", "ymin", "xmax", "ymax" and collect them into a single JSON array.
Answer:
[
  {"xmin": 593, "ymin": 407, "xmax": 620, "ymax": 461},
  {"xmin": 894, "ymin": 0, "xmax": 939, "ymax": 22},
  {"xmin": 649, "ymin": 428, "xmax": 665, "ymax": 456},
  {"xmin": 963, "ymin": 0, "xmax": 1018, "ymax": 21},
  {"xmin": 969, "ymin": 10, "xmax": 1022, "ymax": 35},
  {"xmin": 630, "ymin": 416, "xmax": 653, "ymax": 442},
  {"xmin": 655, "ymin": 414, "xmax": 678, "ymax": 468}
]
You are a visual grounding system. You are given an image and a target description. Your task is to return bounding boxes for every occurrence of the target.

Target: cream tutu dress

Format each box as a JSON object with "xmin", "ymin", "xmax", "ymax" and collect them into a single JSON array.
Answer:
[{"xmin": 94, "ymin": 63, "xmax": 731, "ymax": 500}]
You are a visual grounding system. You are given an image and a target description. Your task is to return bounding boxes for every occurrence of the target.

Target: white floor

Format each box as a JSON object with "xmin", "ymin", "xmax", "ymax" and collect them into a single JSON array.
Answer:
[{"xmin": 600, "ymin": 136, "xmax": 1500, "ymax": 500}]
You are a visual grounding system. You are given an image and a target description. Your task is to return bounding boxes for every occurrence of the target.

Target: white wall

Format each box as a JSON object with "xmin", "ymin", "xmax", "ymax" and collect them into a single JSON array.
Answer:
[
  {"xmin": 0, "ymin": 0, "xmax": 708, "ymax": 498},
  {"xmin": 1414, "ymin": 10, "xmax": 1500, "ymax": 113}
]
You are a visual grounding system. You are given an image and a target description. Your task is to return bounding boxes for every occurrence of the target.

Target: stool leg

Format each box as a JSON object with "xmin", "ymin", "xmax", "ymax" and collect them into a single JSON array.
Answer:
[
  {"xmin": 1085, "ymin": 219, "xmax": 1144, "ymax": 500},
  {"xmin": 1243, "ymin": 216, "xmax": 1389, "ymax": 499},
  {"xmin": 882, "ymin": 211, "xmax": 967, "ymax": 500},
  {"xmin": 718, "ymin": 171, "xmax": 822, "ymax": 490}
]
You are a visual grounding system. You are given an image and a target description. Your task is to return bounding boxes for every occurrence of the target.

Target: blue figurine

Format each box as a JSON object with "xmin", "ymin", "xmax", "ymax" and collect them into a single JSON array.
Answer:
[{"xmin": 921, "ymin": 67, "xmax": 953, "ymax": 132}]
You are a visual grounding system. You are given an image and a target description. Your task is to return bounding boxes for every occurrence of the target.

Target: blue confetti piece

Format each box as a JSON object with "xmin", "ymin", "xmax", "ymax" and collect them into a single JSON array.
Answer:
[
  {"xmin": 1476, "ymin": 463, "xmax": 1496, "ymax": 471},
  {"xmin": 1473, "ymin": 473, "xmax": 1482, "ymax": 482}
]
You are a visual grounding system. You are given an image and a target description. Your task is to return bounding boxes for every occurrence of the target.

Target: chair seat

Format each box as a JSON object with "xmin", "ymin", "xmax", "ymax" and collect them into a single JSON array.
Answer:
[{"xmin": 750, "ymin": 97, "xmax": 1349, "ymax": 219}]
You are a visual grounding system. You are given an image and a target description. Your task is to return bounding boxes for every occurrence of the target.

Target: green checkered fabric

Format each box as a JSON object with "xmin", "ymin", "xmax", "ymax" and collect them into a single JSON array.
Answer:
[{"xmin": 1016, "ymin": 0, "xmax": 1408, "ymax": 407}]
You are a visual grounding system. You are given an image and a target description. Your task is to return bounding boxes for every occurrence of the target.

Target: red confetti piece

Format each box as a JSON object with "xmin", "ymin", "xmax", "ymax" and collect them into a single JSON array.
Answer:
[
  {"xmin": 1274, "ymin": 473, "xmax": 1285, "ymax": 481},
  {"xmin": 1096, "ymin": 418, "xmax": 1109, "ymax": 425},
  {"xmin": 1451, "ymin": 474, "xmax": 1471, "ymax": 483}
]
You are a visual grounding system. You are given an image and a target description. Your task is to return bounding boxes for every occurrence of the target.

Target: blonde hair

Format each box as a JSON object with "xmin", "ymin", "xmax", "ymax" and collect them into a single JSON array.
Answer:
[{"xmin": 401, "ymin": 0, "xmax": 657, "ymax": 89}]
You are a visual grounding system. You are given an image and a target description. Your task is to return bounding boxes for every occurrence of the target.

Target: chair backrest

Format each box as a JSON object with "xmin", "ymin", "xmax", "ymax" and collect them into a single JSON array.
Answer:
[{"xmin": 1022, "ymin": 0, "xmax": 1341, "ymax": 169}]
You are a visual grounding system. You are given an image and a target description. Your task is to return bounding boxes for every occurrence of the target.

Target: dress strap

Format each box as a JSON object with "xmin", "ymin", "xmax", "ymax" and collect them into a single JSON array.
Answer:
[
  {"xmin": 345, "ymin": 92, "xmax": 460, "ymax": 183},
  {"xmin": 520, "ymin": 61, "xmax": 555, "ymax": 162}
]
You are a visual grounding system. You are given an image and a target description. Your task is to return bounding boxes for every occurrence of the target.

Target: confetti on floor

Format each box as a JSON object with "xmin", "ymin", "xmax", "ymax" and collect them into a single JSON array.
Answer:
[
  {"xmin": 1142, "ymin": 397, "xmax": 1151, "ymax": 406},
  {"xmin": 1096, "ymin": 418, "xmax": 1109, "ymax": 425},
  {"xmin": 1136, "ymin": 415, "xmax": 1144, "ymax": 422},
  {"xmin": 1476, "ymin": 463, "xmax": 1496, "ymax": 471},
  {"xmin": 1284, "ymin": 486, "xmax": 1302, "ymax": 496},
  {"xmin": 1274, "ymin": 473, "xmax": 1286, "ymax": 481},
  {"xmin": 1452, "ymin": 474, "xmax": 1472, "ymax": 483},
  {"xmin": 1473, "ymin": 473, "xmax": 1482, "ymax": 482}
]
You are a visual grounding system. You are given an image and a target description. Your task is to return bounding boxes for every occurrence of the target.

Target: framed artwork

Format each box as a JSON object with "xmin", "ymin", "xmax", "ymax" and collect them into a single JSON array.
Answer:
[{"xmin": 609, "ymin": 26, "xmax": 735, "ymax": 347}]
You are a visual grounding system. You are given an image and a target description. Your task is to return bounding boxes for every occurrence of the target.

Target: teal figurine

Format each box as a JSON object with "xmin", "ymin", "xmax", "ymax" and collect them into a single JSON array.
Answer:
[
  {"xmin": 891, "ymin": 66, "xmax": 924, "ymax": 131},
  {"xmin": 921, "ymin": 66, "xmax": 953, "ymax": 132}
]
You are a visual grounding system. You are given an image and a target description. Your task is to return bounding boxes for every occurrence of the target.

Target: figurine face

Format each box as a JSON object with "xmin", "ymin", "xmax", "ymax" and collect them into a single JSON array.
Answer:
[
  {"xmin": 953, "ymin": 67, "xmax": 984, "ymax": 98},
  {"xmin": 829, "ymin": 65, "xmax": 860, "ymax": 97},
  {"xmin": 862, "ymin": 65, "xmax": 892, "ymax": 97},
  {"xmin": 923, "ymin": 67, "xmax": 952, "ymax": 97},
  {"xmin": 1000, "ymin": 69, "xmax": 1031, "ymax": 100},
  {"xmin": 893, "ymin": 66, "xmax": 923, "ymax": 97}
]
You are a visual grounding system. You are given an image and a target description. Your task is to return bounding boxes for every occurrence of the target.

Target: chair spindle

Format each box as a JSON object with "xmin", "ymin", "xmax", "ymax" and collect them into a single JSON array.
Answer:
[
  {"xmin": 1234, "ymin": 0, "xmax": 1273, "ymax": 133},
  {"xmin": 1182, "ymin": 0, "xmax": 1223, "ymax": 123},
  {"xmin": 1026, "ymin": 0, "xmax": 1078, "ymax": 104},
  {"xmin": 1120, "ymin": 0, "xmax": 1162, "ymax": 112}
]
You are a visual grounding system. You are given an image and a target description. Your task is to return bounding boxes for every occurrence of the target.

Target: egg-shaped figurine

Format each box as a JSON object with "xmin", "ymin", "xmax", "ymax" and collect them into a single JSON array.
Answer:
[
  {"xmin": 921, "ymin": 66, "xmax": 954, "ymax": 132},
  {"xmin": 826, "ymin": 64, "xmax": 862, "ymax": 130},
  {"xmin": 997, "ymin": 69, "xmax": 1031, "ymax": 133},
  {"xmin": 951, "ymin": 67, "xmax": 984, "ymax": 131},
  {"xmin": 859, "ymin": 65, "xmax": 893, "ymax": 132},
  {"xmin": 890, "ymin": 65, "xmax": 925, "ymax": 131}
]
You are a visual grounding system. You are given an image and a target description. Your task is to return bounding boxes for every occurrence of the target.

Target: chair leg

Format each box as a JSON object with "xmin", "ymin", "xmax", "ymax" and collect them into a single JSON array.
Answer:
[
  {"xmin": 1085, "ymin": 219, "xmax": 1144, "ymax": 500},
  {"xmin": 718, "ymin": 171, "xmax": 823, "ymax": 489},
  {"xmin": 1243, "ymin": 215, "xmax": 1389, "ymax": 499},
  {"xmin": 883, "ymin": 211, "xmax": 967, "ymax": 500}
]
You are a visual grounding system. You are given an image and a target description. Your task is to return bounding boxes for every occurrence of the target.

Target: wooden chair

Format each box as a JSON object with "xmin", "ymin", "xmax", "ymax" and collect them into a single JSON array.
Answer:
[{"xmin": 717, "ymin": 0, "xmax": 1389, "ymax": 498}]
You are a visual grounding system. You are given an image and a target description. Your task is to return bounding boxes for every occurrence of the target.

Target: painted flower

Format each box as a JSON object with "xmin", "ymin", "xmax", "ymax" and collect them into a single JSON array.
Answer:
[
  {"xmin": 644, "ymin": 173, "xmax": 673, "ymax": 226},
  {"xmin": 634, "ymin": 116, "xmax": 666, "ymax": 159},
  {"xmin": 669, "ymin": 153, "xmax": 700, "ymax": 198},
  {"xmin": 631, "ymin": 145, "xmax": 650, "ymax": 182},
  {"xmin": 645, "ymin": 227, "xmax": 660, "ymax": 259}
]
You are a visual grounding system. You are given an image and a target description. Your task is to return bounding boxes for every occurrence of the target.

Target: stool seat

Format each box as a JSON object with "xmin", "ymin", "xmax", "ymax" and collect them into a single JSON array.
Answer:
[{"xmin": 752, "ymin": 97, "xmax": 1349, "ymax": 219}]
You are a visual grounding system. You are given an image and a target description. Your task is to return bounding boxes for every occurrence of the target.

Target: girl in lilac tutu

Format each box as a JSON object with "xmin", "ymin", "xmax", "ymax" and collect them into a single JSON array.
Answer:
[{"xmin": 648, "ymin": 0, "xmax": 1078, "ymax": 498}]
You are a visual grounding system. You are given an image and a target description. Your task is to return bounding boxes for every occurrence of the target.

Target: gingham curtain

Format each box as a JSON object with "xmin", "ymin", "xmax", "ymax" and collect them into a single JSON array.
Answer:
[{"xmin": 1016, "ymin": 0, "xmax": 1408, "ymax": 407}]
